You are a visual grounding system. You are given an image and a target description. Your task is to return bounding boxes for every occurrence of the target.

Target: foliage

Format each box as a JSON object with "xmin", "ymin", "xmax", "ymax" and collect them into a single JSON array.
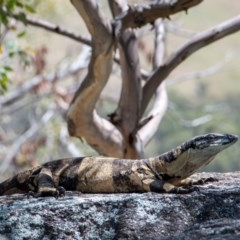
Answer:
[
  {"xmin": 0, "ymin": 0, "xmax": 35, "ymax": 26},
  {"xmin": 0, "ymin": 65, "xmax": 12, "ymax": 91},
  {"xmin": 0, "ymin": 0, "xmax": 35, "ymax": 92}
]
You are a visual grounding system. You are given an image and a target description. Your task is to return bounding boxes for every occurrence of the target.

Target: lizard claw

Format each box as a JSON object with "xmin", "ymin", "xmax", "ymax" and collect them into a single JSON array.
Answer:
[
  {"xmin": 170, "ymin": 185, "xmax": 199, "ymax": 194},
  {"xmin": 26, "ymin": 191, "xmax": 41, "ymax": 198},
  {"xmin": 203, "ymin": 177, "xmax": 218, "ymax": 183},
  {"xmin": 54, "ymin": 186, "xmax": 66, "ymax": 198},
  {"xmin": 193, "ymin": 177, "xmax": 218, "ymax": 185},
  {"xmin": 26, "ymin": 186, "xmax": 66, "ymax": 198}
]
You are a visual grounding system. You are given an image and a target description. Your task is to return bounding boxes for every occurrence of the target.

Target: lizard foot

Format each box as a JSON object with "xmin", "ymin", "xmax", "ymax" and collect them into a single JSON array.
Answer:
[
  {"xmin": 169, "ymin": 185, "xmax": 200, "ymax": 194},
  {"xmin": 192, "ymin": 177, "xmax": 218, "ymax": 185},
  {"xmin": 26, "ymin": 186, "xmax": 66, "ymax": 198}
]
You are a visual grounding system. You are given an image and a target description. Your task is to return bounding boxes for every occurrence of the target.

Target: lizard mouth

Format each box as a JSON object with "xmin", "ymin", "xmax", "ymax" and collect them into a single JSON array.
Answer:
[{"xmin": 221, "ymin": 134, "xmax": 238, "ymax": 145}]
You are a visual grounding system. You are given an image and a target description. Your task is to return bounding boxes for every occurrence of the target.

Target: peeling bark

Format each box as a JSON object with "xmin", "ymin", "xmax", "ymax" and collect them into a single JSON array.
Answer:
[{"xmin": 67, "ymin": 0, "xmax": 124, "ymax": 157}]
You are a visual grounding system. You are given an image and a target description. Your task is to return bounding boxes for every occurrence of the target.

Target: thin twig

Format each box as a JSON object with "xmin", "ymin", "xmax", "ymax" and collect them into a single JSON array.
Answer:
[
  {"xmin": 166, "ymin": 22, "xmax": 196, "ymax": 38},
  {"xmin": 167, "ymin": 53, "xmax": 233, "ymax": 85},
  {"xmin": 0, "ymin": 47, "xmax": 90, "ymax": 106},
  {"xmin": 60, "ymin": 126, "xmax": 83, "ymax": 157},
  {"xmin": 12, "ymin": 13, "xmax": 91, "ymax": 45},
  {"xmin": 0, "ymin": 110, "xmax": 54, "ymax": 174}
]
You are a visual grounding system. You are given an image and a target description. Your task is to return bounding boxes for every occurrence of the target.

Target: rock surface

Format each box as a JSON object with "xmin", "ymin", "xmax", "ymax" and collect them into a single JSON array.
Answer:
[{"xmin": 0, "ymin": 172, "xmax": 240, "ymax": 240}]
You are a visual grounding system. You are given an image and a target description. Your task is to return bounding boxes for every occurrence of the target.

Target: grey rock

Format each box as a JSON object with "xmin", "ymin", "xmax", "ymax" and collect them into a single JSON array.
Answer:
[{"xmin": 0, "ymin": 172, "xmax": 240, "ymax": 240}]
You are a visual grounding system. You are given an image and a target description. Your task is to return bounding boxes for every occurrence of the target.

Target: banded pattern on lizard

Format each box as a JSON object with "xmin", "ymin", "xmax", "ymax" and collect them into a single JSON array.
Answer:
[{"xmin": 0, "ymin": 133, "xmax": 238, "ymax": 197}]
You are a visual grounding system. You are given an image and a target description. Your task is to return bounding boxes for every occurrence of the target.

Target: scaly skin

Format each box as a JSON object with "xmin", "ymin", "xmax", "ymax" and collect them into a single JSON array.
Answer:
[{"xmin": 0, "ymin": 133, "xmax": 238, "ymax": 197}]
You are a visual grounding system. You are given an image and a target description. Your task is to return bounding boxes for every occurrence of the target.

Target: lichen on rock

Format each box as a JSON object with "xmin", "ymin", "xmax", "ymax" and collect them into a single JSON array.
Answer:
[{"xmin": 0, "ymin": 172, "xmax": 240, "ymax": 240}]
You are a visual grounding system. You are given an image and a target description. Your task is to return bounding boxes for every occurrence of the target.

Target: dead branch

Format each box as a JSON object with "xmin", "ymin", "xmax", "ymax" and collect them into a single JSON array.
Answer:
[
  {"xmin": 142, "ymin": 14, "xmax": 240, "ymax": 114},
  {"xmin": 12, "ymin": 13, "xmax": 91, "ymax": 45},
  {"xmin": 166, "ymin": 22, "xmax": 196, "ymax": 38},
  {"xmin": 181, "ymin": 114, "xmax": 212, "ymax": 128},
  {"xmin": 167, "ymin": 52, "xmax": 233, "ymax": 85},
  {"xmin": 138, "ymin": 19, "xmax": 168, "ymax": 146},
  {"xmin": 10, "ymin": 10, "xmax": 150, "ymax": 83},
  {"xmin": 0, "ymin": 75, "xmax": 43, "ymax": 106},
  {"xmin": 0, "ymin": 53, "xmax": 87, "ymax": 107},
  {"xmin": 113, "ymin": 0, "xmax": 203, "ymax": 35}
]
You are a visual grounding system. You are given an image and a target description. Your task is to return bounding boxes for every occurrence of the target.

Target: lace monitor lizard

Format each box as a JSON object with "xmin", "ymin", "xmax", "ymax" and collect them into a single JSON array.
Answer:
[{"xmin": 0, "ymin": 133, "xmax": 238, "ymax": 198}]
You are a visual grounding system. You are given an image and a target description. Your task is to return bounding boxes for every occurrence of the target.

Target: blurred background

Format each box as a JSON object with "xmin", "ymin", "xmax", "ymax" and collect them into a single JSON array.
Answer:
[{"xmin": 0, "ymin": 0, "xmax": 239, "ymax": 181}]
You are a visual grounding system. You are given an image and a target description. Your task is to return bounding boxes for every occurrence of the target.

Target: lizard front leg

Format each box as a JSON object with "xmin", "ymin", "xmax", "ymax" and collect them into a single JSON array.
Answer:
[
  {"xmin": 143, "ymin": 178, "xmax": 198, "ymax": 194},
  {"xmin": 28, "ymin": 167, "xmax": 65, "ymax": 198},
  {"xmin": 170, "ymin": 176, "xmax": 218, "ymax": 187}
]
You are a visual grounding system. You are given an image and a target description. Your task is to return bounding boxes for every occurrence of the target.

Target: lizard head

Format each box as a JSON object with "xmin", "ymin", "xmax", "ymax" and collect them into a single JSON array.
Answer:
[
  {"xmin": 191, "ymin": 133, "xmax": 238, "ymax": 151},
  {"xmin": 157, "ymin": 133, "xmax": 238, "ymax": 178},
  {"xmin": 174, "ymin": 133, "xmax": 238, "ymax": 178}
]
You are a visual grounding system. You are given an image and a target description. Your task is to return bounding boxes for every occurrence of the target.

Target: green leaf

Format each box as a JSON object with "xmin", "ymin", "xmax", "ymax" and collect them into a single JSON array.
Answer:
[
  {"xmin": 6, "ymin": 0, "xmax": 16, "ymax": 12},
  {"xmin": 18, "ymin": 50, "xmax": 31, "ymax": 65},
  {"xmin": 3, "ymin": 66, "xmax": 13, "ymax": 72},
  {"xmin": 17, "ymin": 12, "xmax": 27, "ymax": 25},
  {"xmin": 8, "ymin": 51, "xmax": 15, "ymax": 58},
  {"xmin": 0, "ymin": 9, "xmax": 9, "ymax": 25},
  {"xmin": 17, "ymin": 31, "xmax": 26, "ymax": 38},
  {"xmin": 0, "ymin": 73, "xmax": 9, "ymax": 91},
  {"xmin": 24, "ymin": 4, "xmax": 35, "ymax": 13},
  {"xmin": 16, "ymin": 1, "xmax": 24, "ymax": 8}
]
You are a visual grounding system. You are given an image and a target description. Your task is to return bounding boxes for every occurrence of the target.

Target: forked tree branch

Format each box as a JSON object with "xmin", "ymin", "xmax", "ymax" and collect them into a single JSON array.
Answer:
[
  {"xmin": 8, "ymin": 0, "xmax": 239, "ymax": 159},
  {"xmin": 109, "ymin": 0, "xmax": 142, "ymax": 158},
  {"xmin": 67, "ymin": 0, "xmax": 124, "ymax": 157},
  {"xmin": 142, "ymin": 14, "xmax": 240, "ymax": 114}
]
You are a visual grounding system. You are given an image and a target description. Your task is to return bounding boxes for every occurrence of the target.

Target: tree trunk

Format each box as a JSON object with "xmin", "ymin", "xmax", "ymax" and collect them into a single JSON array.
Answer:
[{"xmin": 67, "ymin": 0, "xmax": 240, "ymax": 158}]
